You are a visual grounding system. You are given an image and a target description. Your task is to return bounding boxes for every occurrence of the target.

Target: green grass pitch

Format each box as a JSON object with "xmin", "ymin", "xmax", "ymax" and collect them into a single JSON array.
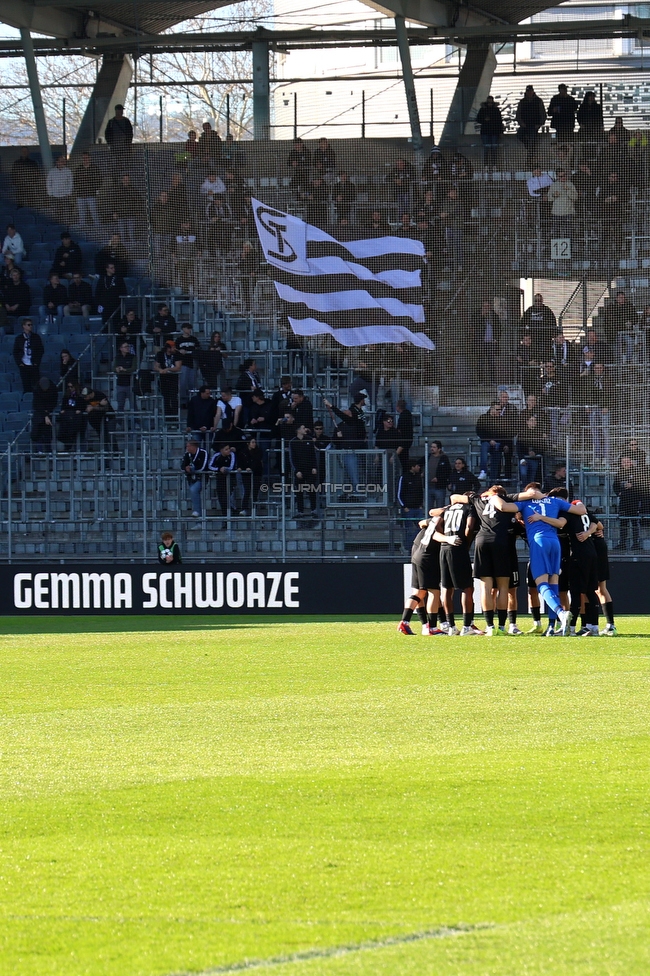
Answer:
[{"xmin": 1, "ymin": 614, "xmax": 650, "ymax": 976}]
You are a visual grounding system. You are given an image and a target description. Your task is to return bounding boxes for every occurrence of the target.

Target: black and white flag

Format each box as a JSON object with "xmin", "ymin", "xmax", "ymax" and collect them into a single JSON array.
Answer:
[{"xmin": 252, "ymin": 198, "xmax": 434, "ymax": 350}]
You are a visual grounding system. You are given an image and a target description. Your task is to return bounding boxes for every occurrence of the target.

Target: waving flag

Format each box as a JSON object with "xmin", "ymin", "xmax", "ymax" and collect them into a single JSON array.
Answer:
[{"xmin": 252, "ymin": 199, "xmax": 434, "ymax": 350}]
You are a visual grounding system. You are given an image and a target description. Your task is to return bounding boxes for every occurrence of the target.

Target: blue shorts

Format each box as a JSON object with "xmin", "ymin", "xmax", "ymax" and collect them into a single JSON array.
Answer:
[{"xmin": 528, "ymin": 534, "xmax": 561, "ymax": 581}]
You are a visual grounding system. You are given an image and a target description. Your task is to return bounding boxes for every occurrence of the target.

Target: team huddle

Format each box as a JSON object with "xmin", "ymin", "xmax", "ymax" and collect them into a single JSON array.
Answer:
[{"xmin": 398, "ymin": 483, "xmax": 616, "ymax": 638}]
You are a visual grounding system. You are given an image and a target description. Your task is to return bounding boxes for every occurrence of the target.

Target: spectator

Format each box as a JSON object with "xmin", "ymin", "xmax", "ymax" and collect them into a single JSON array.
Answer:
[
  {"xmin": 176, "ymin": 322, "xmax": 201, "ymax": 408},
  {"xmin": 13, "ymin": 317, "xmax": 43, "ymax": 392},
  {"xmin": 550, "ymin": 330, "xmax": 579, "ymax": 379},
  {"xmin": 52, "ymin": 232, "xmax": 83, "ymax": 279},
  {"xmin": 313, "ymin": 137, "xmax": 336, "ymax": 177},
  {"xmin": 46, "ymin": 155, "xmax": 74, "ymax": 224},
  {"xmin": 614, "ymin": 456, "xmax": 642, "ymax": 550},
  {"xmin": 290, "ymin": 424, "xmax": 319, "ymax": 518},
  {"xmin": 153, "ymin": 340, "xmax": 183, "ymax": 419},
  {"xmin": 234, "ymin": 359, "xmax": 263, "ymax": 424},
  {"xmin": 547, "ymin": 83, "xmax": 578, "ymax": 140},
  {"xmin": 269, "ymin": 376, "xmax": 293, "ymax": 427},
  {"xmin": 215, "ymin": 387, "xmax": 243, "ymax": 429},
  {"xmin": 334, "ymin": 171, "xmax": 357, "ymax": 225},
  {"xmin": 200, "ymin": 172, "xmax": 226, "ymax": 200},
  {"xmin": 104, "ymin": 104, "xmax": 133, "ymax": 167},
  {"xmin": 602, "ymin": 291, "xmax": 637, "ymax": 363},
  {"xmin": 375, "ymin": 414, "xmax": 401, "ymax": 453},
  {"xmin": 323, "ymin": 392, "xmax": 368, "ymax": 490},
  {"xmin": 167, "ymin": 172, "xmax": 188, "ymax": 227},
  {"xmin": 111, "ymin": 174, "xmax": 144, "ymax": 244},
  {"xmin": 73, "ymin": 151, "xmax": 102, "ymax": 226},
  {"xmin": 151, "ymin": 191, "xmax": 177, "ymax": 265},
  {"xmin": 290, "ymin": 389, "xmax": 314, "ymax": 429},
  {"xmin": 287, "ymin": 139, "xmax": 311, "ymax": 193},
  {"xmin": 448, "ymin": 456, "xmax": 481, "ymax": 494},
  {"xmin": 3, "ymin": 267, "xmax": 31, "ymax": 320},
  {"xmin": 520, "ymin": 293, "xmax": 558, "ymax": 360},
  {"xmin": 208, "ymin": 443, "xmax": 236, "ymax": 515},
  {"xmin": 471, "ymin": 299, "xmax": 502, "ymax": 380},
  {"xmin": 31, "ymin": 376, "xmax": 58, "ymax": 452},
  {"xmin": 305, "ymin": 174, "xmax": 329, "ymax": 228},
  {"xmin": 577, "ymin": 91, "xmax": 604, "ymax": 143},
  {"xmin": 197, "ymin": 331, "xmax": 228, "ymax": 389},
  {"xmin": 239, "ymin": 434, "xmax": 264, "ymax": 516},
  {"xmin": 112, "ymin": 340, "xmax": 137, "ymax": 411},
  {"xmin": 425, "ymin": 440, "xmax": 451, "ymax": 506},
  {"xmin": 397, "ymin": 458, "xmax": 424, "ymax": 549},
  {"xmin": 389, "ymin": 157, "xmax": 414, "ymax": 214},
  {"xmin": 173, "ymin": 220, "xmax": 199, "ymax": 290},
  {"xmin": 181, "ymin": 439, "xmax": 209, "ymax": 517},
  {"xmin": 186, "ymin": 385, "xmax": 217, "ymax": 440},
  {"xmin": 581, "ymin": 361, "xmax": 612, "ymax": 463},
  {"xmin": 198, "ymin": 122, "xmax": 222, "ymax": 163},
  {"xmin": 547, "ymin": 168, "xmax": 578, "ymax": 238},
  {"xmin": 2, "ymin": 224, "xmax": 25, "ymax": 265},
  {"xmin": 516, "ymin": 333, "xmax": 539, "ymax": 395},
  {"xmin": 237, "ymin": 241, "xmax": 259, "ymax": 311},
  {"xmin": 475, "ymin": 95, "xmax": 504, "ymax": 170},
  {"xmin": 517, "ymin": 414, "xmax": 548, "ymax": 487},
  {"xmin": 58, "ymin": 381, "xmax": 87, "ymax": 450},
  {"xmin": 59, "ymin": 348, "xmax": 79, "ymax": 384},
  {"xmin": 40, "ymin": 272, "xmax": 67, "ymax": 324},
  {"xmin": 11, "ymin": 147, "xmax": 40, "ymax": 209},
  {"xmin": 94, "ymin": 262, "xmax": 126, "ymax": 327},
  {"xmin": 573, "ymin": 160, "xmax": 599, "ymax": 217},
  {"xmin": 395, "ymin": 398, "xmax": 413, "ymax": 471},
  {"xmin": 439, "ymin": 187, "xmax": 465, "ymax": 272},
  {"xmin": 147, "ymin": 303, "xmax": 177, "ymax": 348},
  {"xmin": 526, "ymin": 165, "xmax": 553, "ymax": 227},
  {"xmin": 515, "ymin": 85, "xmax": 546, "ymax": 161},
  {"xmin": 204, "ymin": 198, "xmax": 232, "ymax": 257},
  {"xmin": 364, "ymin": 209, "xmax": 390, "ymax": 237},
  {"xmin": 94, "ymin": 234, "xmax": 129, "ymax": 277},
  {"xmin": 64, "ymin": 272, "xmax": 93, "ymax": 320},
  {"xmin": 185, "ymin": 130, "xmax": 199, "ymax": 158},
  {"xmin": 476, "ymin": 402, "xmax": 506, "ymax": 481},
  {"xmin": 115, "ymin": 309, "xmax": 142, "ymax": 350},
  {"xmin": 158, "ymin": 530, "xmax": 182, "ymax": 564},
  {"xmin": 83, "ymin": 386, "xmax": 115, "ymax": 442},
  {"xmin": 538, "ymin": 361, "xmax": 570, "ymax": 447}
]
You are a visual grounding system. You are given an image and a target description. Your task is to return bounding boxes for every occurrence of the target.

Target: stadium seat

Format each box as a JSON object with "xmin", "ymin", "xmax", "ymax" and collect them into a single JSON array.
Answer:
[{"xmin": 61, "ymin": 316, "xmax": 87, "ymax": 333}]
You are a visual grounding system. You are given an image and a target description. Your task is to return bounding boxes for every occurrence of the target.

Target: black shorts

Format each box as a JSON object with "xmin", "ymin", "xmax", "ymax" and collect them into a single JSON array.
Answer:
[
  {"xmin": 411, "ymin": 552, "xmax": 441, "ymax": 591},
  {"xmin": 559, "ymin": 563, "xmax": 570, "ymax": 594},
  {"xmin": 440, "ymin": 545, "xmax": 473, "ymax": 590},
  {"xmin": 526, "ymin": 562, "xmax": 536, "ymax": 589},
  {"xmin": 569, "ymin": 555, "xmax": 599, "ymax": 595},
  {"xmin": 593, "ymin": 537, "xmax": 610, "ymax": 582},
  {"xmin": 473, "ymin": 539, "xmax": 512, "ymax": 580}
]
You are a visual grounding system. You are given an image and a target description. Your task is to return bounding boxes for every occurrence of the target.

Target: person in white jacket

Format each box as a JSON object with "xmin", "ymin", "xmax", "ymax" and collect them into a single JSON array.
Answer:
[
  {"xmin": 46, "ymin": 155, "xmax": 74, "ymax": 224},
  {"xmin": 200, "ymin": 172, "xmax": 226, "ymax": 199},
  {"xmin": 1, "ymin": 224, "xmax": 24, "ymax": 265},
  {"xmin": 547, "ymin": 168, "xmax": 578, "ymax": 239}
]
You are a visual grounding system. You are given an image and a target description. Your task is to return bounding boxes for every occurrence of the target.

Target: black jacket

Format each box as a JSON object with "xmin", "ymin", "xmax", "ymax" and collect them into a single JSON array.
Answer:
[
  {"xmin": 43, "ymin": 282, "xmax": 68, "ymax": 309},
  {"xmin": 397, "ymin": 470, "xmax": 423, "ymax": 509},
  {"xmin": 67, "ymin": 280, "xmax": 93, "ymax": 307},
  {"xmin": 52, "ymin": 242, "xmax": 83, "ymax": 276},
  {"xmin": 13, "ymin": 331, "xmax": 44, "ymax": 368},
  {"xmin": 181, "ymin": 447, "xmax": 209, "ymax": 483},
  {"xmin": 94, "ymin": 274, "xmax": 126, "ymax": 318},
  {"xmin": 3, "ymin": 280, "xmax": 31, "ymax": 315},
  {"xmin": 289, "ymin": 436, "xmax": 318, "ymax": 475},
  {"xmin": 331, "ymin": 403, "xmax": 367, "ymax": 448},
  {"xmin": 187, "ymin": 394, "xmax": 217, "ymax": 431}
]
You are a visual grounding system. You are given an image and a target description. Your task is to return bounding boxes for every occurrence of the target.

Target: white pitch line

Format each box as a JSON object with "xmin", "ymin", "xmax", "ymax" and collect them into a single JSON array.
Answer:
[{"xmin": 170, "ymin": 922, "xmax": 494, "ymax": 975}]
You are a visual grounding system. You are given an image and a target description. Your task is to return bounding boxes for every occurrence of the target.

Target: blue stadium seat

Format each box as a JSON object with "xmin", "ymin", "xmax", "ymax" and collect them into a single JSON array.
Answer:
[
  {"xmin": 61, "ymin": 315, "xmax": 87, "ymax": 333},
  {"xmin": 0, "ymin": 393, "xmax": 22, "ymax": 413},
  {"xmin": 19, "ymin": 261, "xmax": 37, "ymax": 277},
  {"xmin": 28, "ymin": 242, "xmax": 51, "ymax": 261}
]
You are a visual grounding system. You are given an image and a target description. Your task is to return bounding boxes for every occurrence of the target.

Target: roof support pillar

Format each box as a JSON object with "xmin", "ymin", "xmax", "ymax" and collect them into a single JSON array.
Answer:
[
  {"xmin": 394, "ymin": 15, "xmax": 423, "ymax": 154},
  {"xmin": 439, "ymin": 42, "xmax": 496, "ymax": 148},
  {"xmin": 72, "ymin": 53, "xmax": 132, "ymax": 153},
  {"xmin": 20, "ymin": 27, "xmax": 52, "ymax": 171},
  {"xmin": 252, "ymin": 39, "xmax": 270, "ymax": 140}
]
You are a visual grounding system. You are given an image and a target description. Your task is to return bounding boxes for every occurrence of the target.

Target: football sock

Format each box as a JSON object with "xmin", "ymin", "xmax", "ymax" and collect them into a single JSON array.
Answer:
[
  {"xmin": 497, "ymin": 609, "xmax": 507, "ymax": 628},
  {"xmin": 438, "ymin": 607, "xmax": 447, "ymax": 624},
  {"xmin": 402, "ymin": 608, "xmax": 414, "ymax": 622},
  {"xmin": 427, "ymin": 612, "xmax": 438, "ymax": 629},
  {"xmin": 538, "ymin": 582, "xmax": 562, "ymax": 619},
  {"xmin": 447, "ymin": 612, "xmax": 455, "ymax": 628},
  {"xmin": 463, "ymin": 612, "xmax": 473, "ymax": 628},
  {"xmin": 508, "ymin": 610, "xmax": 517, "ymax": 625},
  {"xmin": 485, "ymin": 610, "xmax": 495, "ymax": 627},
  {"xmin": 531, "ymin": 605, "xmax": 542, "ymax": 622},
  {"xmin": 416, "ymin": 606, "xmax": 428, "ymax": 625},
  {"xmin": 604, "ymin": 600, "xmax": 615, "ymax": 625}
]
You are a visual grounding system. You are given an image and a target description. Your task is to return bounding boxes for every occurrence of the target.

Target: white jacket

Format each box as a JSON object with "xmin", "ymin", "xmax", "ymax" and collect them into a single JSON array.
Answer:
[
  {"xmin": 46, "ymin": 166, "xmax": 74, "ymax": 198},
  {"xmin": 2, "ymin": 232, "xmax": 24, "ymax": 259},
  {"xmin": 200, "ymin": 176, "xmax": 226, "ymax": 196}
]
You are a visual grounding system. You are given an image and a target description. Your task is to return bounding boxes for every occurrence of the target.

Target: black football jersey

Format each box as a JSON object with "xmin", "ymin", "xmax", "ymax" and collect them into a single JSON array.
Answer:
[
  {"xmin": 472, "ymin": 495, "xmax": 516, "ymax": 543},
  {"xmin": 564, "ymin": 507, "xmax": 597, "ymax": 560},
  {"xmin": 441, "ymin": 502, "xmax": 473, "ymax": 547},
  {"xmin": 412, "ymin": 519, "xmax": 442, "ymax": 558}
]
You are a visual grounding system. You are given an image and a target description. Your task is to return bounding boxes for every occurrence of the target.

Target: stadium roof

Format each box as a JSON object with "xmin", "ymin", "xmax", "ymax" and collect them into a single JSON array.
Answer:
[{"xmin": 0, "ymin": 0, "xmax": 567, "ymax": 42}]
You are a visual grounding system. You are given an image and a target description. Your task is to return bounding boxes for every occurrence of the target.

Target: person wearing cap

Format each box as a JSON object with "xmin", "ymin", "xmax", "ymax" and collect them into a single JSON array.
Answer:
[
  {"xmin": 104, "ymin": 104, "xmax": 133, "ymax": 159},
  {"xmin": 323, "ymin": 392, "xmax": 368, "ymax": 493},
  {"xmin": 515, "ymin": 85, "xmax": 546, "ymax": 162},
  {"xmin": 547, "ymin": 84, "xmax": 578, "ymax": 141},
  {"xmin": 154, "ymin": 340, "xmax": 183, "ymax": 420}
]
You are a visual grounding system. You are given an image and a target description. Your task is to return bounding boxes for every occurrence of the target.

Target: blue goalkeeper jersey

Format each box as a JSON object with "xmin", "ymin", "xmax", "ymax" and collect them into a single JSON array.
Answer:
[{"xmin": 515, "ymin": 496, "xmax": 573, "ymax": 547}]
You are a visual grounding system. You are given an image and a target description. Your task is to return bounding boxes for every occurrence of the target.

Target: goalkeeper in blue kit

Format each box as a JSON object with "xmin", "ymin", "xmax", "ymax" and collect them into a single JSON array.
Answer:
[{"xmin": 488, "ymin": 485, "xmax": 587, "ymax": 636}]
